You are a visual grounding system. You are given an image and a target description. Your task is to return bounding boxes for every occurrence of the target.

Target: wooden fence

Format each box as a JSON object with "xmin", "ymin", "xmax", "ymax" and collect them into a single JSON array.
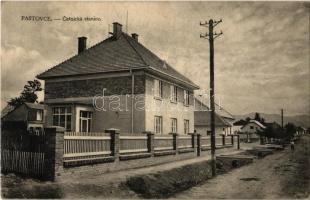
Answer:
[
  {"xmin": 154, "ymin": 135, "xmax": 174, "ymax": 151},
  {"xmin": 119, "ymin": 134, "xmax": 148, "ymax": 154},
  {"xmin": 1, "ymin": 128, "xmax": 47, "ymax": 179},
  {"xmin": 2, "ymin": 124, "xmax": 239, "ymax": 178},
  {"xmin": 63, "ymin": 131, "xmax": 238, "ymax": 167},
  {"xmin": 63, "ymin": 132, "xmax": 111, "ymax": 164}
]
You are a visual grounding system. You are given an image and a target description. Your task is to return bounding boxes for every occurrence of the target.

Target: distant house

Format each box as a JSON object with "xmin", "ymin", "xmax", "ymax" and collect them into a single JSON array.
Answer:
[
  {"xmin": 240, "ymin": 119, "xmax": 266, "ymax": 142},
  {"xmin": 1, "ymin": 103, "xmax": 45, "ymax": 132},
  {"xmin": 264, "ymin": 121, "xmax": 282, "ymax": 130},
  {"xmin": 36, "ymin": 22, "xmax": 199, "ymax": 134},
  {"xmin": 232, "ymin": 119, "xmax": 248, "ymax": 134},
  {"xmin": 296, "ymin": 126, "xmax": 307, "ymax": 135},
  {"xmin": 194, "ymin": 97, "xmax": 235, "ymax": 136}
]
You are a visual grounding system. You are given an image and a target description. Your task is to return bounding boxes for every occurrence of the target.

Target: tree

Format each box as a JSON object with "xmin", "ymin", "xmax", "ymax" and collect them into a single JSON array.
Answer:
[
  {"xmin": 254, "ymin": 112, "xmax": 261, "ymax": 122},
  {"xmin": 245, "ymin": 117, "xmax": 251, "ymax": 122},
  {"xmin": 284, "ymin": 123, "xmax": 297, "ymax": 139},
  {"xmin": 261, "ymin": 118, "xmax": 265, "ymax": 124},
  {"xmin": 8, "ymin": 79, "xmax": 42, "ymax": 108}
]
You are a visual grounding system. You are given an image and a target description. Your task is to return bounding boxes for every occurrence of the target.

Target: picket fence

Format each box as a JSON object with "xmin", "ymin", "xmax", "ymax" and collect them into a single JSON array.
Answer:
[{"xmin": 1, "ymin": 129, "xmax": 47, "ymax": 178}]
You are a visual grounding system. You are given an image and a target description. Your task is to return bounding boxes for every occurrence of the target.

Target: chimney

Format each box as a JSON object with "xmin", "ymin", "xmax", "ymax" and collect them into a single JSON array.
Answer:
[
  {"xmin": 131, "ymin": 33, "xmax": 139, "ymax": 42},
  {"xmin": 78, "ymin": 36, "xmax": 87, "ymax": 54},
  {"xmin": 113, "ymin": 22, "xmax": 122, "ymax": 39}
]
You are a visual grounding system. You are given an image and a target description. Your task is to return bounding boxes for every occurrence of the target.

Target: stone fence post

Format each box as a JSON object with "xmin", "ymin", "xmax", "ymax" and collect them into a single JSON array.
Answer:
[
  {"xmin": 173, "ymin": 133, "xmax": 178, "ymax": 154},
  {"xmin": 44, "ymin": 126, "xmax": 65, "ymax": 181},
  {"xmin": 197, "ymin": 134, "xmax": 201, "ymax": 156},
  {"xmin": 105, "ymin": 128, "xmax": 120, "ymax": 161},
  {"xmin": 189, "ymin": 133, "xmax": 197, "ymax": 154},
  {"xmin": 143, "ymin": 131, "xmax": 154, "ymax": 156},
  {"xmin": 231, "ymin": 135, "xmax": 234, "ymax": 145}
]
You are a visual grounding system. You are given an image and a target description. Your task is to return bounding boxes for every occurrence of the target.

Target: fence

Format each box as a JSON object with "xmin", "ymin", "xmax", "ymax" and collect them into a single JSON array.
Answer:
[
  {"xmin": 63, "ymin": 130, "xmax": 238, "ymax": 167},
  {"xmin": 1, "ymin": 126, "xmax": 48, "ymax": 179},
  {"xmin": 63, "ymin": 132, "xmax": 112, "ymax": 166},
  {"xmin": 2, "ymin": 125, "xmax": 240, "ymax": 180},
  {"xmin": 154, "ymin": 135, "xmax": 174, "ymax": 151}
]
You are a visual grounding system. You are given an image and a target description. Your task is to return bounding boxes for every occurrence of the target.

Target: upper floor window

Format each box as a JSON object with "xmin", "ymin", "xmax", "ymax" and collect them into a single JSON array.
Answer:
[
  {"xmin": 170, "ymin": 85, "xmax": 178, "ymax": 103},
  {"xmin": 250, "ymin": 126, "xmax": 254, "ymax": 129},
  {"xmin": 154, "ymin": 116, "xmax": 163, "ymax": 134},
  {"xmin": 184, "ymin": 90, "xmax": 190, "ymax": 106},
  {"xmin": 36, "ymin": 110, "xmax": 43, "ymax": 121},
  {"xmin": 79, "ymin": 111, "xmax": 92, "ymax": 132},
  {"xmin": 171, "ymin": 118, "xmax": 177, "ymax": 133},
  {"xmin": 53, "ymin": 107, "xmax": 72, "ymax": 131},
  {"xmin": 28, "ymin": 109, "xmax": 43, "ymax": 121},
  {"xmin": 154, "ymin": 79, "xmax": 163, "ymax": 99}
]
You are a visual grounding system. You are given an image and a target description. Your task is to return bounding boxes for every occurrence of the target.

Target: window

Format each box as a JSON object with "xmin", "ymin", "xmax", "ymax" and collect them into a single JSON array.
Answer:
[
  {"xmin": 28, "ymin": 109, "xmax": 43, "ymax": 121},
  {"xmin": 250, "ymin": 126, "xmax": 254, "ymax": 129},
  {"xmin": 171, "ymin": 118, "xmax": 177, "ymax": 133},
  {"xmin": 184, "ymin": 90, "xmax": 190, "ymax": 106},
  {"xmin": 36, "ymin": 110, "xmax": 43, "ymax": 121},
  {"xmin": 79, "ymin": 111, "xmax": 92, "ymax": 132},
  {"xmin": 170, "ymin": 85, "xmax": 178, "ymax": 103},
  {"xmin": 154, "ymin": 79, "xmax": 163, "ymax": 99},
  {"xmin": 154, "ymin": 116, "xmax": 163, "ymax": 134},
  {"xmin": 184, "ymin": 119, "xmax": 189, "ymax": 134},
  {"xmin": 53, "ymin": 107, "xmax": 72, "ymax": 131}
]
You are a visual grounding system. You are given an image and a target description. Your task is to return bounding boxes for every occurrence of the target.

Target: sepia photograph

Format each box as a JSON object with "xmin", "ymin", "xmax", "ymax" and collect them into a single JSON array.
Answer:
[{"xmin": 1, "ymin": 1, "xmax": 309, "ymax": 199}]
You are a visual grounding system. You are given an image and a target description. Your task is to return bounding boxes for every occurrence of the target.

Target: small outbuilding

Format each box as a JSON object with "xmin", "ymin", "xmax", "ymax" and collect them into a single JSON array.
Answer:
[{"xmin": 1, "ymin": 103, "xmax": 46, "ymax": 133}]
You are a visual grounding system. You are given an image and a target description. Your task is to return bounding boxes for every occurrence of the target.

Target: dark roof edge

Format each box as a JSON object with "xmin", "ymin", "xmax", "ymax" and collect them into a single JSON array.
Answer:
[
  {"xmin": 146, "ymin": 67, "xmax": 200, "ymax": 90},
  {"xmin": 36, "ymin": 67, "xmax": 148, "ymax": 80}
]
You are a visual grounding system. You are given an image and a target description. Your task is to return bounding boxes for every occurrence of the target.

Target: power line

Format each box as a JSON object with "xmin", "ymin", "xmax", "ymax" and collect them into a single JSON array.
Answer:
[{"xmin": 200, "ymin": 19, "xmax": 223, "ymax": 177}]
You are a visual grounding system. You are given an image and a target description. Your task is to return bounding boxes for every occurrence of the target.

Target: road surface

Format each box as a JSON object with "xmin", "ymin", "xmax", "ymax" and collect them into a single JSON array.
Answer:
[{"xmin": 171, "ymin": 136, "xmax": 309, "ymax": 199}]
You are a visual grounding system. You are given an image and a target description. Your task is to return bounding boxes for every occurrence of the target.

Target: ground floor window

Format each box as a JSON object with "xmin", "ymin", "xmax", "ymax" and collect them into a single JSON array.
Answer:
[
  {"xmin": 53, "ymin": 107, "xmax": 72, "ymax": 131},
  {"xmin": 154, "ymin": 116, "xmax": 163, "ymax": 134},
  {"xmin": 79, "ymin": 111, "xmax": 92, "ymax": 132},
  {"xmin": 184, "ymin": 119, "xmax": 189, "ymax": 134},
  {"xmin": 171, "ymin": 118, "xmax": 177, "ymax": 133}
]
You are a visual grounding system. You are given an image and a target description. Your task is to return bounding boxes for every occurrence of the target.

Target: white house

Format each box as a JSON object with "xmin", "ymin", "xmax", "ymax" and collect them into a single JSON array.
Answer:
[{"xmin": 240, "ymin": 120, "xmax": 266, "ymax": 142}]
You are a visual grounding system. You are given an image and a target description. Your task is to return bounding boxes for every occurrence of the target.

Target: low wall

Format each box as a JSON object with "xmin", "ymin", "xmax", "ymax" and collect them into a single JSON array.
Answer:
[
  {"xmin": 55, "ymin": 145, "xmax": 234, "ymax": 181},
  {"xmin": 8, "ymin": 127, "xmax": 239, "ymax": 181}
]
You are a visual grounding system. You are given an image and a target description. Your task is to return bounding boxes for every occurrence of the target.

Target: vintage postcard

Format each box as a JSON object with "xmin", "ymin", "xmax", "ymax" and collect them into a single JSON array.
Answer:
[{"xmin": 1, "ymin": 1, "xmax": 309, "ymax": 199}]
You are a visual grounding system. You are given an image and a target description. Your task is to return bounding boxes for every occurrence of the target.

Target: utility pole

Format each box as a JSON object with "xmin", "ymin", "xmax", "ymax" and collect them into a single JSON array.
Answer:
[
  {"xmin": 281, "ymin": 109, "xmax": 284, "ymax": 129},
  {"xmin": 200, "ymin": 19, "xmax": 223, "ymax": 177}
]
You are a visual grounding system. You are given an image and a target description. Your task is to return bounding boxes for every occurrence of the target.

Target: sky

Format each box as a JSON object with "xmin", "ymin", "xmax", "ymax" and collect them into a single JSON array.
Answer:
[{"xmin": 1, "ymin": 1, "xmax": 309, "ymax": 116}]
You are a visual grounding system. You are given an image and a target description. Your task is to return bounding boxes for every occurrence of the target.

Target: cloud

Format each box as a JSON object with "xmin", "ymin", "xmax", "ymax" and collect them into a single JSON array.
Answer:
[{"xmin": 1, "ymin": 45, "xmax": 48, "ymax": 108}]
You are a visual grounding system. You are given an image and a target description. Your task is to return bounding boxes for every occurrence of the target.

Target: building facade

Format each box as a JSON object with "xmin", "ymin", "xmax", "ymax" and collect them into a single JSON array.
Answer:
[{"xmin": 37, "ymin": 22, "xmax": 199, "ymax": 134}]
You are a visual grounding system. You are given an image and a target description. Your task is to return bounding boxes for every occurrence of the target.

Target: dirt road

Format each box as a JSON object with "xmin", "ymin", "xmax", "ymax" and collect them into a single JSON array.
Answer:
[{"xmin": 171, "ymin": 136, "xmax": 310, "ymax": 199}]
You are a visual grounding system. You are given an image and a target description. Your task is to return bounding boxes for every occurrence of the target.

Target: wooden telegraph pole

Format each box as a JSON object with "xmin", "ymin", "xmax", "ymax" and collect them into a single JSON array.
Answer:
[{"xmin": 200, "ymin": 19, "xmax": 223, "ymax": 177}]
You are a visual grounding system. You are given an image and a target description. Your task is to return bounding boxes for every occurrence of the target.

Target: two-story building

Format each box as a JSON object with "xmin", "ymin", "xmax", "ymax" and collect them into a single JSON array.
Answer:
[{"xmin": 37, "ymin": 22, "xmax": 199, "ymax": 134}]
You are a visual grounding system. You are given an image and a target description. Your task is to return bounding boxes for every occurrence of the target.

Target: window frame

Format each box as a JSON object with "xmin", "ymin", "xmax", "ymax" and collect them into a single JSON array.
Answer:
[
  {"xmin": 79, "ymin": 111, "xmax": 92, "ymax": 132},
  {"xmin": 170, "ymin": 85, "xmax": 178, "ymax": 103},
  {"xmin": 52, "ymin": 106, "xmax": 72, "ymax": 131},
  {"xmin": 154, "ymin": 116, "xmax": 163, "ymax": 134},
  {"xmin": 184, "ymin": 119, "xmax": 190, "ymax": 135},
  {"xmin": 36, "ymin": 110, "xmax": 43, "ymax": 121},
  {"xmin": 184, "ymin": 90, "xmax": 190, "ymax": 106},
  {"xmin": 154, "ymin": 79, "xmax": 163, "ymax": 99},
  {"xmin": 171, "ymin": 118, "xmax": 177, "ymax": 133}
]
